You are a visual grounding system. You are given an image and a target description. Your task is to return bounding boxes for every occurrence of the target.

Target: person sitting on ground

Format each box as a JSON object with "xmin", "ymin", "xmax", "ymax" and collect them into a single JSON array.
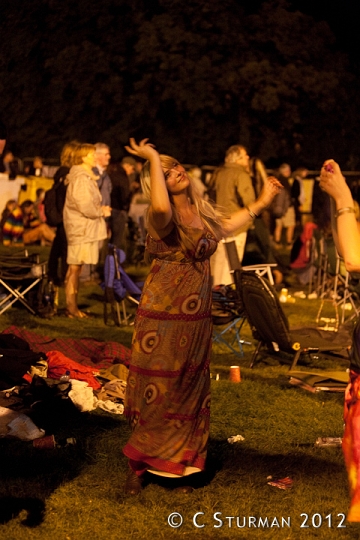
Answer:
[
  {"xmin": 0, "ymin": 199, "xmax": 16, "ymax": 243},
  {"xmin": 34, "ymin": 188, "xmax": 47, "ymax": 223},
  {"xmin": 2, "ymin": 199, "xmax": 56, "ymax": 246},
  {"xmin": 24, "ymin": 156, "xmax": 44, "ymax": 177}
]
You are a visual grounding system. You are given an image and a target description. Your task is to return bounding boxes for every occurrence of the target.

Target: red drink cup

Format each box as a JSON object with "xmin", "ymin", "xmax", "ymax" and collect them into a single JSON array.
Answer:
[
  {"xmin": 33, "ymin": 435, "xmax": 56, "ymax": 449},
  {"xmin": 229, "ymin": 365, "xmax": 241, "ymax": 383}
]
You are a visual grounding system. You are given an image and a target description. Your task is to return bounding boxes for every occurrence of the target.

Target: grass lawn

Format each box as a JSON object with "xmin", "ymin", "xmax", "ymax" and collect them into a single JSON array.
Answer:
[{"xmin": 0, "ymin": 247, "xmax": 359, "ymax": 539}]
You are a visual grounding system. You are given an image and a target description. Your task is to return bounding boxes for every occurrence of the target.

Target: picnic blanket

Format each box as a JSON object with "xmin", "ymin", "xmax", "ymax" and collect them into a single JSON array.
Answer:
[{"xmin": 1, "ymin": 325, "xmax": 131, "ymax": 370}]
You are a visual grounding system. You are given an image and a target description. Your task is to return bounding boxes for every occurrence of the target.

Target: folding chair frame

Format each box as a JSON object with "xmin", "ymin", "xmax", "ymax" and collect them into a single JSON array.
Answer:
[
  {"xmin": 103, "ymin": 245, "xmax": 140, "ymax": 327},
  {"xmin": 223, "ymin": 239, "xmax": 277, "ymax": 285},
  {"xmin": 333, "ymin": 254, "xmax": 360, "ymax": 324},
  {"xmin": 212, "ymin": 315, "xmax": 249, "ymax": 357},
  {"xmin": 236, "ymin": 270, "xmax": 349, "ymax": 371},
  {"xmin": 0, "ymin": 252, "xmax": 47, "ymax": 315}
]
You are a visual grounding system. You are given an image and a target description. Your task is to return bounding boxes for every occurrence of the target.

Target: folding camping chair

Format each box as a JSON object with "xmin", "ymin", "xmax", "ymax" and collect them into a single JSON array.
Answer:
[
  {"xmin": 0, "ymin": 250, "xmax": 47, "ymax": 315},
  {"xmin": 211, "ymin": 239, "xmax": 276, "ymax": 356},
  {"xmin": 212, "ymin": 283, "xmax": 250, "ymax": 356},
  {"xmin": 102, "ymin": 244, "xmax": 142, "ymax": 326},
  {"xmin": 332, "ymin": 253, "xmax": 360, "ymax": 325},
  {"xmin": 224, "ymin": 239, "xmax": 277, "ymax": 285},
  {"xmin": 314, "ymin": 238, "xmax": 360, "ymax": 329},
  {"xmin": 236, "ymin": 270, "xmax": 350, "ymax": 370}
]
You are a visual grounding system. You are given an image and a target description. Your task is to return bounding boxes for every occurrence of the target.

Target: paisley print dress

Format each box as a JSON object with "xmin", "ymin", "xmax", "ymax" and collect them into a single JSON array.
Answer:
[{"xmin": 123, "ymin": 227, "xmax": 217, "ymax": 476}]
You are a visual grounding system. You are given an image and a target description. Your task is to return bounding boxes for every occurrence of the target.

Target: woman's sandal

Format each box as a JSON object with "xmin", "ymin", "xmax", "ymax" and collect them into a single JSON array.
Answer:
[
  {"xmin": 124, "ymin": 469, "xmax": 143, "ymax": 495},
  {"xmin": 65, "ymin": 310, "xmax": 89, "ymax": 319}
]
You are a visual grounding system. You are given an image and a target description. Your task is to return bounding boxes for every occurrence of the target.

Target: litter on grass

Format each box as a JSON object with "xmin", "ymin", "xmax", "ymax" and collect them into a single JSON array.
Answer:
[
  {"xmin": 267, "ymin": 477, "xmax": 293, "ymax": 490},
  {"xmin": 227, "ymin": 434, "xmax": 245, "ymax": 444},
  {"xmin": 315, "ymin": 437, "xmax": 342, "ymax": 447}
]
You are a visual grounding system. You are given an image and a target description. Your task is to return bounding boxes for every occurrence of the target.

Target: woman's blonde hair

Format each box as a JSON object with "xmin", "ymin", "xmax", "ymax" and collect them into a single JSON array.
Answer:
[
  {"xmin": 140, "ymin": 155, "xmax": 227, "ymax": 250},
  {"xmin": 72, "ymin": 143, "xmax": 95, "ymax": 165},
  {"xmin": 60, "ymin": 140, "xmax": 80, "ymax": 168}
]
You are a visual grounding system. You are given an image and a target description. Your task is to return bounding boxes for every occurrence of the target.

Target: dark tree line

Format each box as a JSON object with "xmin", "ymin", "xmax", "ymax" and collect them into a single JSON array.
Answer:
[{"xmin": 1, "ymin": 0, "xmax": 359, "ymax": 168}]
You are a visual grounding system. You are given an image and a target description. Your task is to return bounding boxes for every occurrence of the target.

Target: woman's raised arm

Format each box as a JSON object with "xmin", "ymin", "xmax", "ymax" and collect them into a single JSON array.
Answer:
[
  {"xmin": 319, "ymin": 159, "xmax": 360, "ymax": 273},
  {"xmin": 125, "ymin": 138, "xmax": 172, "ymax": 232}
]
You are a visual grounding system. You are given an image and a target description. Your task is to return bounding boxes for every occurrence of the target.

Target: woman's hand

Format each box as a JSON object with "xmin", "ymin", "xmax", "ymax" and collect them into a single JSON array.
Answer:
[
  {"xmin": 223, "ymin": 176, "xmax": 282, "ymax": 236},
  {"xmin": 319, "ymin": 159, "xmax": 351, "ymax": 203},
  {"xmin": 257, "ymin": 175, "xmax": 282, "ymax": 210},
  {"xmin": 124, "ymin": 138, "xmax": 158, "ymax": 161},
  {"xmin": 101, "ymin": 205, "xmax": 112, "ymax": 218}
]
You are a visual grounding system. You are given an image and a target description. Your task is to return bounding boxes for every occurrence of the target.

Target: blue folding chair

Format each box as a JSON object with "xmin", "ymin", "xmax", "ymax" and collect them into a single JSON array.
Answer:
[{"xmin": 102, "ymin": 244, "xmax": 142, "ymax": 326}]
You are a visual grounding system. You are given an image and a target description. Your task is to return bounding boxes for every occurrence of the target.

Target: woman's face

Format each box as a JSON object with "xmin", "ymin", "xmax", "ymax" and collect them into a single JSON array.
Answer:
[
  {"xmin": 163, "ymin": 164, "xmax": 189, "ymax": 193},
  {"xmin": 82, "ymin": 151, "xmax": 96, "ymax": 168}
]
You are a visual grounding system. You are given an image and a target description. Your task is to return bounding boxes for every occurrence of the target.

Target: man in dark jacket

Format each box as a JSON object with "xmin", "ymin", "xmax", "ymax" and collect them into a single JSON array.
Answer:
[
  {"xmin": 108, "ymin": 157, "xmax": 136, "ymax": 251},
  {"xmin": 94, "ymin": 143, "xmax": 112, "ymax": 207}
]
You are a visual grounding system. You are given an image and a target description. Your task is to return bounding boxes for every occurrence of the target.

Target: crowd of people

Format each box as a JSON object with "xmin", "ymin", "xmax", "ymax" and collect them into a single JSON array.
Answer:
[
  {"xmin": 1, "ymin": 139, "xmax": 355, "ymax": 317},
  {"xmin": 0, "ymin": 139, "xmax": 330, "ymax": 292},
  {"xmin": 0, "ymin": 138, "xmax": 355, "ymax": 311},
  {"xmin": 2, "ymin": 126, "xmax": 360, "ymax": 518}
]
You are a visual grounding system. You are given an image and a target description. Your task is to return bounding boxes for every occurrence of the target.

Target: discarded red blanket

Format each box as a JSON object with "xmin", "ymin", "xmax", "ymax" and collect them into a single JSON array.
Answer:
[
  {"xmin": 2, "ymin": 325, "xmax": 131, "ymax": 370},
  {"xmin": 44, "ymin": 350, "xmax": 101, "ymax": 389}
]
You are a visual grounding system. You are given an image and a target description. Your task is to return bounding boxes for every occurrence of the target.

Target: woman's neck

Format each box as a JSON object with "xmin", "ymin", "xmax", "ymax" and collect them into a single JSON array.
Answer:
[
  {"xmin": 172, "ymin": 192, "xmax": 192, "ymax": 212},
  {"xmin": 81, "ymin": 162, "xmax": 93, "ymax": 174},
  {"xmin": 173, "ymin": 194, "xmax": 203, "ymax": 229}
]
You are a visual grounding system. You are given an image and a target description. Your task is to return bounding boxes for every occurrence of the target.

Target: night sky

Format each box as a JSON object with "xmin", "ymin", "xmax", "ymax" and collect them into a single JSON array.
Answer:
[{"xmin": 1, "ymin": 0, "xmax": 360, "ymax": 168}]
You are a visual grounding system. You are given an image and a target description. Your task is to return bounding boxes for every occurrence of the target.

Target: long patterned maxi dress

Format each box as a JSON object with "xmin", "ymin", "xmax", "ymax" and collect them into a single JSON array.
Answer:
[{"xmin": 123, "ymin": 227, "xmax": 217, "ymax": 476}]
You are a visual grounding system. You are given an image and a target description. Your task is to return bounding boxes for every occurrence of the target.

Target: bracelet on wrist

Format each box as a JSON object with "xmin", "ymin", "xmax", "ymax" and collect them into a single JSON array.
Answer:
[
  {"xmin": 246, "ymin": 206, "xmax": 259, "ymax": 219},
  {"xmin": 334, "ymin": 207, "xmax": 356, "ymax": 219}
]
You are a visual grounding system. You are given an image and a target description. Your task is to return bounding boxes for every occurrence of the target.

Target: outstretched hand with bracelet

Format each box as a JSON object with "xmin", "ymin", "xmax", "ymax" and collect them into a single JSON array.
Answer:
[
  {"xmin": 221, "ymin": 175, "xmax": 282, "ymax": 236},
  {"xmin": 320, "ymin": 158, "xmax": 360, "ymax": 272}
]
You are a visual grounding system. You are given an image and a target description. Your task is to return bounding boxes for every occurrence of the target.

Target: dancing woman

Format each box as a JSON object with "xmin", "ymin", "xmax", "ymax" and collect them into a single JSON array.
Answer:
[{"xmin": 123, "ymin": 138, "xmax": 281, "ymax": 494}]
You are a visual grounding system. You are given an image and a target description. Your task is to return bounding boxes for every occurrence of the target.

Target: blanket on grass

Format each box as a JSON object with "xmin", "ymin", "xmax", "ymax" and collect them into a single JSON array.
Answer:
[{"xmin": 1, "ymin": 325, "xmax": 131, "ymax": 370}]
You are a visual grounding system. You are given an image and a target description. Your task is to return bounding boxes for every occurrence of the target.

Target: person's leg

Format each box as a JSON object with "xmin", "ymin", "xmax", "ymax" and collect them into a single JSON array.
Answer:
[
  {"xmin": 211, "ymin": 240, "xmax": 232, "ymax": 286},
  {"xmin": 111, "ymin": 209, "xmax": 128, "ymax": 251},
  {"xmin": 58, "ymin": 225, "xmax": 68, "ymax": 285},
  {"xmin": 65, "ymin": 264, "xmax": 84, "ymax": 317},
  {"xmin": 273, "ymin": 218, "xmax": 283, "ymax": 245},
  {"xmin": 233, "ymin": 231, "xmax": 247, "ymax": 263},
  {"xmin": 23, "ymin": 224, "xmax": 56, "ymax": 245},
  {"xmin": 35, "ymin": 223, "xmax": 56, "ymax": 243},
  {"xmin": 284, "ymin": 207, "xmax": 296, "ymax": 248},
  {"xmin": 124, "ymin": 464, "xmax": 144, "ymax": 495},
  {"xmin": 47, "ymin": 236, "xmax": 59, "ymax": 283},
  {"xmin": 286, "ymin": 225, "xmax": 295, "ymax": 245},
  {"xmin": 48, "ymin": 228, "xmax": 63, "ymax": 284}
]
